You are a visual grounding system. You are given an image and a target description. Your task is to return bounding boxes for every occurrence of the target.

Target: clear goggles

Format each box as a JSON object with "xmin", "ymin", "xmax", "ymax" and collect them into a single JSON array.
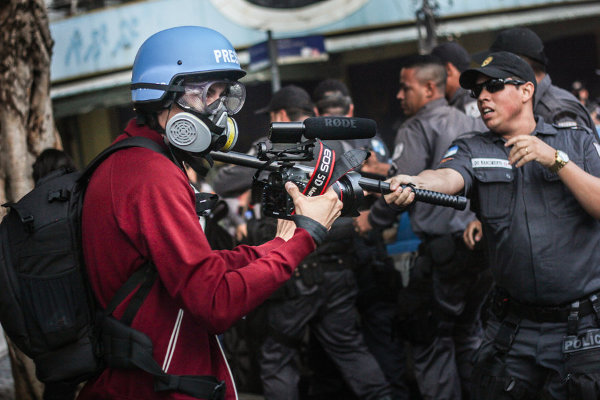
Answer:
[{"xmin": 176, "ymin": 80, "xmax": 246, "ymax": 115}]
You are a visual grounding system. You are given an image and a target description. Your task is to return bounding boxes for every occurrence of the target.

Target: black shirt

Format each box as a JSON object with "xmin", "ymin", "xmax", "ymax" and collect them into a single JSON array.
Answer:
[{"xmin": 440, "ymin": 118, "xmax": 600, "ymax": 305}]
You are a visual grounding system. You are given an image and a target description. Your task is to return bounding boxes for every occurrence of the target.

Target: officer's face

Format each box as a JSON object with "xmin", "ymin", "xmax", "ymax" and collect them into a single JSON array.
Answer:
[
  {"xmin": 474, "ymin": 74, "xmax": 524, "ymax": 135},
  {"xmin": 397, "ymin": 68, "xmax": 429, "ymax": 117}
]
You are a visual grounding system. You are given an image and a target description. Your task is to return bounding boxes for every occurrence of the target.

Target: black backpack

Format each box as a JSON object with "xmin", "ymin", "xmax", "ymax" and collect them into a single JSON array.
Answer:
[{"xmin": 0, "ymin": 137, "xmax": 225, "ymax": 399}]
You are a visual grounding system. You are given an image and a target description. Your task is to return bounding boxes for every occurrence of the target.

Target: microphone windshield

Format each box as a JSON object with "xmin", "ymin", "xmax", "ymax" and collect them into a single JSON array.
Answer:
[{"xmin": 303, "ymin": 117, "xmax": 376, "ymax": 140}]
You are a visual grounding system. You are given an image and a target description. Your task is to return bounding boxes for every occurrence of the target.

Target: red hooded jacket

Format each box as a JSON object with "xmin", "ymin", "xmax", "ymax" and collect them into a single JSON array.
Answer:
[{"xmin": 78, "ymin": 120, "xmax": 315, "ymax": 399}]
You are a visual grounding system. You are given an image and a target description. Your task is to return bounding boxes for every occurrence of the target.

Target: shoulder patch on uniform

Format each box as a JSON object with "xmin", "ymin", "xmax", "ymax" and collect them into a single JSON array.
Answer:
[
  {"xmin": 370, "ymin": 139, "xmax": 387, "ymax": 157},
  {"xmin": 471, "ymin": 158, "xmax": 512, "ymax": 169},
  {"xmin": 392, "ymin": 143, "xmax": 404, "ymax": 160},
  {"xmin": 443, "ymin": 145, "xmax": 458, "ymax": 159}
]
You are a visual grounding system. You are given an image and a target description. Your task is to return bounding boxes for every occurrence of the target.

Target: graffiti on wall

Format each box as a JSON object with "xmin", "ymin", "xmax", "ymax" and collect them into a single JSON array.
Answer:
[{"xmin": 63, "ymin": 17, "xmax": 139, "ymax": 68}]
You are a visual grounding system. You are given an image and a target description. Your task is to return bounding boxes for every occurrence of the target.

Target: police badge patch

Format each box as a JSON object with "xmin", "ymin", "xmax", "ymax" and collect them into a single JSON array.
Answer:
[
  {"xmin": 443, "ymin": 145, "xmax": 458, "ymax": 158},
  {"xmin": 392, "ymin": 143, "xmax": 404, "ymax": 160}
]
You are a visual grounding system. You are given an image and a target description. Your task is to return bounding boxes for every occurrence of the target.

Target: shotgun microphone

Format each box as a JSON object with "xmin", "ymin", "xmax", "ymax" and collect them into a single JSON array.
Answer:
[{"xmin": 269, "ymin": 117, "xmax": 377, "ymax": 143}]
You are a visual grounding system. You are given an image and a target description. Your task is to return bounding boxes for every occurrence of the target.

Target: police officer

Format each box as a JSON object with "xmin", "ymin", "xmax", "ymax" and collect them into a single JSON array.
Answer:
[
  {"xmin": 464, "ymin": 26, "xmax": 597, "ymax": 263},
  {"xmin": 357, "ymin": 55, "xmax": 490, "ymax": 400},
  {"xmin": 385, "ymin": 51, "xmax": 600, "ymax": 399},
  {"xmin": 432, "ymin": 42, "xmax": 482, "ymax": 121},
  {"xmin": 313, "ymin": 79, "xmax": 391, "ymax": 168},
  {"xmin": 312, "ymin": 79, "xmax": 386, "ymax": 157},
  {"xmin": 473, "ymin": 27, "xmax": 595, "ymax": 131}
]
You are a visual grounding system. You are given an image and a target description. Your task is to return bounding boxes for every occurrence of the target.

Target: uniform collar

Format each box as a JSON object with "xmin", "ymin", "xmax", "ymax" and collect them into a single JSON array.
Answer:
[
  {"xmin": 534, "ymin": 75, "xmax": 551, "ymax": 109},
  {"xmin": 488, "ymin": 116, "xmax": 550, "ymax": 144},
  {"xmin": 448, "ymin": 88, "xmax": 470, "ymax": 106},
  {"xmin": 416, "ymin": 97, "xmax": 448, "ymax": 116}
]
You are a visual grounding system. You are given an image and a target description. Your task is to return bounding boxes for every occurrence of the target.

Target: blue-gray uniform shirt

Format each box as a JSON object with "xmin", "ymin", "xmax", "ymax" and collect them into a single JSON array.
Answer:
[
  {"xmin": 449, "ymin": 87, "xmax": 481, "ymax": 120},
  {"xmin": 370, "ymin": 98, "xmax": 482, "ymax": 237},
  {"xmin": 439, "ymin": 118, "xmax": 600, "ymax": 305}
]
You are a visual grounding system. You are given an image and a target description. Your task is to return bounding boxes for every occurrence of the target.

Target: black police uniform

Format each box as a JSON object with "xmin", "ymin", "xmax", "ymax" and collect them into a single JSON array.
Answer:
[
  {"xmin": 535, "ymin": 75, "xmax": 595, "ymax": 131},
  {"xmin": 369, "ymin": 98, "xmax": 491, "ymax": 400},
  {"xmin": 439, "ymin": 117, "xmax": 600, "ymax": 399}
]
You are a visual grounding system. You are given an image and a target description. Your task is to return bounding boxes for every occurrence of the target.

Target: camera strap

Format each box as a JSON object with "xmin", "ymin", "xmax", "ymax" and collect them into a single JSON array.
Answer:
[{"xmin": 303, "ymin": 140, "xmax": 336, "ymax": 197}]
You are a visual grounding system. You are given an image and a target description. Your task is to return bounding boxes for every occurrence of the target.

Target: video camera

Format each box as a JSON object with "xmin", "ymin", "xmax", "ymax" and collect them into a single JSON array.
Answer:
[{"xmin": 211, "ymin": 117, "xmax": 467, "ymax": 219}]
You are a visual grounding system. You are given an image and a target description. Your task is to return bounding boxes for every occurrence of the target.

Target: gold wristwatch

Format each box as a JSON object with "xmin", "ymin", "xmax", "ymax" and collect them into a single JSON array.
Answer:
[{"xmin": 549, "ymin": 150, "xmax": 569, "ymax": 173}]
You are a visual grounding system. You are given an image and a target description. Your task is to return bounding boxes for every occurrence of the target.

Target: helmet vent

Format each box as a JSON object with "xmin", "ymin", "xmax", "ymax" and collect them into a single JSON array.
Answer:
[{"xmin": 169, "ymin": 119, "xmax": 197, "ymax": 146}]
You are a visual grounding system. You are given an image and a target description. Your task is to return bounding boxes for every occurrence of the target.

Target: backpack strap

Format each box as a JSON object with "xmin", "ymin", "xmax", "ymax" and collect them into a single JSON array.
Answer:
[
  {"xmin": 79, "ymin": 136, "xmax": 171, "ymax": 184},
  {"xmin": 104, "ymin": 262, "xmax": 158, "ymax": 322},
  {"xmin": 102, "ymin": 264, "xmax": 226, "ymax": 399}
]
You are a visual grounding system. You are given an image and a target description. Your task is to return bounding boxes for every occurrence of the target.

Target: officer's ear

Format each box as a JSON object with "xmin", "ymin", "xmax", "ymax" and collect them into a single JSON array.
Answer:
[
  {"xmin": 446, "ymin": 62, "xmax": 459, "ymax": 79},
  {"xmin": 270, "ymin": 109, "xmax": 290, "ymax": 123},
  {"xmin": 520, "ymin": 81, "xmax": 535, "ymax": 104},
  {"xmin": 425, "ymin": 80, "xmax": 436, "ymax": 98}
]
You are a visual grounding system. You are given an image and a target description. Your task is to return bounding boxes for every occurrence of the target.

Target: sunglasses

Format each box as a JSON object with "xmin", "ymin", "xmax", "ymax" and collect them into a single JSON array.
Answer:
[{"xmin": 470, "ymin": 78, "xmax": 527, "ymax": 99}]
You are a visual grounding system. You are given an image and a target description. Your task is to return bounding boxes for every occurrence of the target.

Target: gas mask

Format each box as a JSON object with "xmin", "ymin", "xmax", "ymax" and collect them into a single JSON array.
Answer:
[{"xmin": 165, "ymin": 80, "xmax": 245, "ymax": 154}]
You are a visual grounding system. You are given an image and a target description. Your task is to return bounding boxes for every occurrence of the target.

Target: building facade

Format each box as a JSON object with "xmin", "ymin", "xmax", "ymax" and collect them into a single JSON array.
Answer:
[{"xmin": 48, "ymin": 0, "xmax": 600, "ymax": 165}]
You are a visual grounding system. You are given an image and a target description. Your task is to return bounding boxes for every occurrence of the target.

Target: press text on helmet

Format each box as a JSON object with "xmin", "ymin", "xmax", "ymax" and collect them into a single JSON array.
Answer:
[{"xmin": 214, "ymin": 49, "xmax": 239, "ymax": 64}]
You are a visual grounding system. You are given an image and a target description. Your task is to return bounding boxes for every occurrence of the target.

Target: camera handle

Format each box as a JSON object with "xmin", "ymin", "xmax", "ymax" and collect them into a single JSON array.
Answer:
[{"xmin": 210, "ymin": 151, "xmax": 468, "ymax": 211}]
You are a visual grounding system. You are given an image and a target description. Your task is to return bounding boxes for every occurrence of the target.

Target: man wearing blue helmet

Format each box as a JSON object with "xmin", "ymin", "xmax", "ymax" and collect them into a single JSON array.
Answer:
[{"xmin": 79, "ymin": 26, "xmax": 343, "ymax": 400}]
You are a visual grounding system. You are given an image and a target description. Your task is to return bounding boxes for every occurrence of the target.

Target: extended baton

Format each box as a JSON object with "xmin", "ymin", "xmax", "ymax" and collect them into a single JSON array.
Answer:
[{"xmin": 210, "ymin": 151, "xmax": 468, "ymax": 211}]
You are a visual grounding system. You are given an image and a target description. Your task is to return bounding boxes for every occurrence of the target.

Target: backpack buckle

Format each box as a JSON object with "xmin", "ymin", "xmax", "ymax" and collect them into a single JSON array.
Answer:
[
  {"xmin": 20, "ymin": 215, "xmax": 35, "ymax": 233},
  {"xmin": 211, "ymin": 380, "xmax": 225, "ymax": 400},
  {"xmin": 48, "ymin": 189, "xmax": 70, "ymax": 202}
]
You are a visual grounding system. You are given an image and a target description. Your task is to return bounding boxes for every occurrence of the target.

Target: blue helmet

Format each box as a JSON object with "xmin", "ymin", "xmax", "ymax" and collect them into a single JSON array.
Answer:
[{"xmin": 131, "ymin": 26, "xmax": 246, "ymax": 109}]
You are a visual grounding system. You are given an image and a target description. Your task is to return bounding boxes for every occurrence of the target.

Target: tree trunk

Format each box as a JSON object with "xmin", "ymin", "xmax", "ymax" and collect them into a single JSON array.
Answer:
[
  {"xmin": 0, "ymin": 1, "xmax": 59, "ymax": 399},
  {"xmin": 0, "ymin": 0, "xmax": 58, "ymax": 209}
]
